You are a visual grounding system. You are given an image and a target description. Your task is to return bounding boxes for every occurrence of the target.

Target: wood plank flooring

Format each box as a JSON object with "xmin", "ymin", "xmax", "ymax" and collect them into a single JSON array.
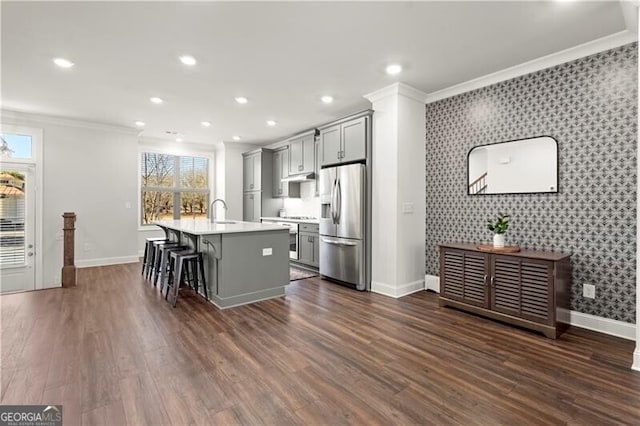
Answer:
[{"xmin": 1, "ymin": 262, "xmax": 639, "ymax": 425}]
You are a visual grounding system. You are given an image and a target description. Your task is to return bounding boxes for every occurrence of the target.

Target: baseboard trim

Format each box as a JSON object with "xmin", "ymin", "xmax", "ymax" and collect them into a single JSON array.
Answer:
[
  {"xmin": 425, "ymin": 274, "xmax": 440, "ymax": 293},
  {"xmin": 371, "ymin": 279, "xmax": 424, "ymax": 298},
  {"xmin": 556, "ymin": 308, "xmax": 636, "ymax": 341},
  {"xmin": 632, "ymin": 347, "xmax": 640, "ymax": 372},
  {"xmin": 76, "ymin": 256, "xmax": 139, "ymax": 268}
]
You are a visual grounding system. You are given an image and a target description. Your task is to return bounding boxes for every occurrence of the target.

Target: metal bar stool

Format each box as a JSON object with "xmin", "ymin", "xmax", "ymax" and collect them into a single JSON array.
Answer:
[
  {"xmin": 166, "ymin": 250, "xmax": 207, "ymax": 307},
  {"xmin": 142, "ymin": 237, "xmax": 168, "ymax": 277},
  {"xmin": 154, "ymin": 243, "xmax": 188, "ymax": 288},
  {"xmin": 150, "ymin": 241, "xmax": 182, "ymax": 283}
]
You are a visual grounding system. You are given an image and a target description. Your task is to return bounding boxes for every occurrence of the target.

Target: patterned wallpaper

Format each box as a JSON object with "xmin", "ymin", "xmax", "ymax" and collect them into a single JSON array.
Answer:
[{"xmin": 425, "ymin": 43, "xmax": 638, "ymax": 323}]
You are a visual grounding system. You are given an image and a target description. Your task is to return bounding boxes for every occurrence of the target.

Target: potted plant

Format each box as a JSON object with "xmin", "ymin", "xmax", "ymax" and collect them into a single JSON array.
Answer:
[{"xmin": 487, "ymin": 213, "xmax": 509, "ymax": 248}]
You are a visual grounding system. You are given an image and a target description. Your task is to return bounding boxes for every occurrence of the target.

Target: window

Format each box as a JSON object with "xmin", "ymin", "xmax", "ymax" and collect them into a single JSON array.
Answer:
[{"xmin": 140, "ymin": 152, "xmax": 210, "ymax": 225}]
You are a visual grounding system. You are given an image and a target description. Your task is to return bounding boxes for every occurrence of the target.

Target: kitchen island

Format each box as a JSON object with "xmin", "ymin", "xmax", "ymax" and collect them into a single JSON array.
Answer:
[{"xmin": 154, "ymin": 219, "xmax": 289, "ymax": 309}]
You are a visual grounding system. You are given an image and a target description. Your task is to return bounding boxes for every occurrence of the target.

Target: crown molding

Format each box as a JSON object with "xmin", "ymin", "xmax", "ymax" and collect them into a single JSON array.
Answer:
[
  {"xmin": 0, "ymin": 109, "xmax": 139, "ymax": 135},
  {"xmin": 364, "ymin": 82, "xmax": 428, "ymax": 104},
  {"xmin": 425, "ymin": 30, "xmax": 638, "ymax": 104}
]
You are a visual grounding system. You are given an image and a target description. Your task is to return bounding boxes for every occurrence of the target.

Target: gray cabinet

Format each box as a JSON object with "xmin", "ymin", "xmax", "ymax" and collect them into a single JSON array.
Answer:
[
  {"xmin": 319, "ymin": 116, "xmax": 367, "ymax": 166},
  {"xmin": 289, "ymin": 133, "xmax": 315, "ymax": 175},
  {"xmin": 297, "ymin": 223, "xmax": 319, "ymax": 268},
  {"xmin": 243, "ymin": 192, "xmax": 261, "ymax": 223},
  {"xmin": 273, "ymin": 147, "xmax": 300, "ymax": 199},
  {"xmin": 243, "ymin": 152, "xmax": 261, "ymax": 192},
  {"xmin": 242, "ymin": 149, "xmax": 279, "ymax": 222}
]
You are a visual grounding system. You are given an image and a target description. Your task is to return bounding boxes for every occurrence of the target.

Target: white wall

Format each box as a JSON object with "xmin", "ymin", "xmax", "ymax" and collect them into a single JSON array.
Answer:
[{"xmin": 2, "ymin": 110, "xmax": 139, "ymax": 286}]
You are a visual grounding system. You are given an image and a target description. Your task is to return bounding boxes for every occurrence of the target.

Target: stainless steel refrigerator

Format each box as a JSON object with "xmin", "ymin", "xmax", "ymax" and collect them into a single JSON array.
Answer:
[{"xmin": 319, "ymin": 163, "xmax": 366, "ymax": 290}]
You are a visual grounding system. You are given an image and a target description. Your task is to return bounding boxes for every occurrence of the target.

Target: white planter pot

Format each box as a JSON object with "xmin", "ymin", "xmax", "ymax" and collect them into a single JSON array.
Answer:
[{"xmin": 493, "ymin": 233, "xmax": 505, "ymax": 248}]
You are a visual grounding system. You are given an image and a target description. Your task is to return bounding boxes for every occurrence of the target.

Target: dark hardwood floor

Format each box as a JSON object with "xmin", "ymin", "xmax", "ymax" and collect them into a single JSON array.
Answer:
[{"xmin": 1, "ymin": 262, "xmax": 639, "ymax": 425}]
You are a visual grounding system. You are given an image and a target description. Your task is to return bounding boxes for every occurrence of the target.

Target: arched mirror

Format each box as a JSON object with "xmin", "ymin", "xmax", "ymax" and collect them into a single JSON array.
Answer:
[{"xmin": 467, "ymin": 136, "xmax": 558, "ymax": 195}]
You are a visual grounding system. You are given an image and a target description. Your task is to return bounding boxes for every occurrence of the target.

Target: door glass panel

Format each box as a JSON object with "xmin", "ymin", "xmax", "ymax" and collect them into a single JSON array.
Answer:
[
  {"xmin": 0, "ymin": 169, "xmax": 26, "ymax": 266},
  {"xmin": 1, "ymin": 133, "xmax": 32, "ymax": 159}
]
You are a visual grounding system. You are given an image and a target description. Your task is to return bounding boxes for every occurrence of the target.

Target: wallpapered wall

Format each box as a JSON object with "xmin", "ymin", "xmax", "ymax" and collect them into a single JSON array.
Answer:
[{"xmin": 425, "ymin": 43, "xmax": 638, "ymax": 323}]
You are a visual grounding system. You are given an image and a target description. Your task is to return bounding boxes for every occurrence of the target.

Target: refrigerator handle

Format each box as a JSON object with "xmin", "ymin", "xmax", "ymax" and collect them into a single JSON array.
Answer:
[
  {"xmin": 330, "ymin": 178, "xmax": 338, "ymax": 224},
  {"xmin": 336, "ymin": 178, "xmax": 342, "ymax": 224}
]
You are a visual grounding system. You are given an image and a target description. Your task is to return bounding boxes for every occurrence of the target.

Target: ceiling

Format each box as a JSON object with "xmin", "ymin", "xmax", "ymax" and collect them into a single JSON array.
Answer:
[{"xmin": 1, "ymin": 1, "xmax": 635, "ymax": 147}]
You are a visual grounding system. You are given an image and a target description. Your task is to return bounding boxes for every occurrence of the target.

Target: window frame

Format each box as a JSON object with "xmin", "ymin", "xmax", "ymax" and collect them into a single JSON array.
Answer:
[{"xmin": 138, "ymin": 148, "xmax": 214, "ymax": 228}]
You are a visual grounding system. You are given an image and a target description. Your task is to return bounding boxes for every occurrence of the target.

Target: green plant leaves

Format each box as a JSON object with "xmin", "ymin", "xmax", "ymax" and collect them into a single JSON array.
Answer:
[{"xmin": 487, "ymin": 213, "xmax": 510, "ymax": 234}]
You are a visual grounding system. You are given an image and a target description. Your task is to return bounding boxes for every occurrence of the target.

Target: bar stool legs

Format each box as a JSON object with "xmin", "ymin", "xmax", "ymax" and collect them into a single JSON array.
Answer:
[
  {"xmin": 142, "ymin": 237, "xmax": 167, "ymax": 276},
  {"xmin": 166, "ymin": 251, "xmax": 207, "ymax": 307}
]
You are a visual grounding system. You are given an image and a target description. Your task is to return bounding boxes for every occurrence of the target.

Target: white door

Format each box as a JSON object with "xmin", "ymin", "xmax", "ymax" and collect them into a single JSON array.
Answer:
[{"xmin": 0, "ymin": 163, "xmax": 36, "ymax": 293}]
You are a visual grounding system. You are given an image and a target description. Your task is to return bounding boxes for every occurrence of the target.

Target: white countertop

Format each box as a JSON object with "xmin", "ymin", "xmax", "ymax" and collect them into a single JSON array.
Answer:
[
  {"xmin": 154, "ymin": 219, "xmax": 289, "ymax": 235},
  {"xmin": 261, "ymin": 216, "xmax": 320, "ymax": 224}
]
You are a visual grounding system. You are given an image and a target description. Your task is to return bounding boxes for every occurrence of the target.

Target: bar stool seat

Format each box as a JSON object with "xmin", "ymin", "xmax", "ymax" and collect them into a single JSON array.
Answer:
[
  {"xmin": 154, "ymin": 243, "xmax": 188, "ymax": 288},
  {"xmin": 151, "ymin": 241, "xmax": 182, "ymax": 283},
  {"xmin": 142, "ymin": 237, "xmax": 168, "ymax": 277},
  {"xmin": 166, "ymin": 250, "xmax": 207, "ymax": 307}
]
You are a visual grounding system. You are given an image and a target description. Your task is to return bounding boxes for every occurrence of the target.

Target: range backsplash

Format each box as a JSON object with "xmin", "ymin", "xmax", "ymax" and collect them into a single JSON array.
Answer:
[{"xmin": 425, "ymin": 43, "xmax": 638, "ymax": 323}]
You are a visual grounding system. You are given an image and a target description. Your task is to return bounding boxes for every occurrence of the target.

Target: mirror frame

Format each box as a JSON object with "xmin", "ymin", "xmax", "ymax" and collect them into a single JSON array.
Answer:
[{"xmin": 467, "ymin": 135, "xmax": 559, "ymax": 196}]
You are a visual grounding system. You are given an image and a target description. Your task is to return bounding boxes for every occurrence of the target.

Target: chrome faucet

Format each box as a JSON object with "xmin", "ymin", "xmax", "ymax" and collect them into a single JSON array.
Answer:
[{"xmin": 209, "ymin": 198, "xmax": 228, "ymax": 222}]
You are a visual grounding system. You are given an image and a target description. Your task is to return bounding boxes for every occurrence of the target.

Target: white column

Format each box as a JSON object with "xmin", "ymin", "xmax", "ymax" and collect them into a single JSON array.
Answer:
[
  {"xmin": 633, "ymin": 5, "xmax": 640, "ymax": 372},
  {"xmin": 364, "ymin": 83, "xmax": 427, "ymax": 297}
]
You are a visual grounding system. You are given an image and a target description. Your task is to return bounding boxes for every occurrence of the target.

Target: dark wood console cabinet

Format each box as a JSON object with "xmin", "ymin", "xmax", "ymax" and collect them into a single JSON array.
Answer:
[{"xmin": 439, "ymin": 243, "xmax": 571, "ymax": 339}]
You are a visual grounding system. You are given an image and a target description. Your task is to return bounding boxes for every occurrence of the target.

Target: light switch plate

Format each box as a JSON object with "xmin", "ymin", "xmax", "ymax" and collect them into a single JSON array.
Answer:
[
  {"xmin": 262, "ymin": 248, "xmax": 272, "ymax": 256},
  {"xmin": 402, "ymin": 202, "xmax": 414, "ymax": 214}
]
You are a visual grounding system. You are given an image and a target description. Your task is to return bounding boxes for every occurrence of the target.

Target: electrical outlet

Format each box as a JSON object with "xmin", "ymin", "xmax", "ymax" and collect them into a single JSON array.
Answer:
[
  {"xmin": 583, "ymin": 283, "xmax": 596, "ymax": 299},
  {"xmin": 83, "ymin": 243, "xmax": 91, "ymax": 252},
  {"xmin": 262, "ymin": 248, "xmax": 272, "ymax": 256}
]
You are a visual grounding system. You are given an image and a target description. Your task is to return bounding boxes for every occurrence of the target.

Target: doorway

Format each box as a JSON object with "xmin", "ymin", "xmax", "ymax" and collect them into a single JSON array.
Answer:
[{"xmin": 0, "ymin": 126, "xmax": 42, "ymax": 293}]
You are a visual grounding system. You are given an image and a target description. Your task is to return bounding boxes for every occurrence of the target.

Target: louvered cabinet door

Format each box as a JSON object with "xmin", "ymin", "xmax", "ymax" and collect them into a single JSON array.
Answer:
[
  {"xmin": 491, "ymin": 256, "xmax": 553, "ymax": 324},
  {"xmin": 440, "ymin": 248, "xmax": 489, "ymax": 308}
]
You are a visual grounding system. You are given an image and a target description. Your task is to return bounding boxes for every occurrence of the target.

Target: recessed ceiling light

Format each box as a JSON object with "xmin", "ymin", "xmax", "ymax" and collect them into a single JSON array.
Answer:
[
  {"xmin": 266, "ymin": 120, "xmax": 277, "ymax": 127},
  {"xmin": 386, "ymin": 64, "xmax": 402, "ymax": 75},
  {"xmin": 134, "ymin": 121, "xmax": 145, "ymax": 127},
  {"xmin": 201, "ymin": 121, "xmax": 211, "ymax": 127},
  {"xmin": 150, "ymin": 97, "xmax": 163, "ymax": 104},
  {"xmin": 179, "ymin": 55, "xmax": 197, "ymax": 66},
  {"xmin": 232, "ymin": 136, "xmax": 241, "ymax": 141},
  {"xmin": 176, "ymin": 137, "xmax": 184, "ymax": 143},
  {"xmin": 235, "ymin": 96, "xmax": 248, "ymax": 104},
  {"xmin": 53, "ymin": 58, "xmax": 74, "ymax": 68},
  {"xmin": 321, "ymin": 95, "xmax": 334, "ymax": 104}
]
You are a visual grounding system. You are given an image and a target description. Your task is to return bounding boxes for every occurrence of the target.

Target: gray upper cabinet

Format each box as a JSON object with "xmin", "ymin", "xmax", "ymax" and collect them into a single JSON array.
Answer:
[
  {"xmin": 320, "ymin": 124, "xmax": 341, "ymax": 166},
  {"xmin": 242, "ymin": 148, "xmax": 280, "ymax": 221},
  {"xmin": 341, "ymin": 117, "xmax": 366, "ymax": 163},
  {"xmin": 289, "ymin": 133, "xmax": 315, "ymax": 175},
  {"xmin": 272, "ymin": 147, "xmax": 300, "ymax": 198},
  {"xmin": 319, "ymin": 115, "xmax": 367, "ymax": 166},
  {"xmin": 243, "ymin": 152, "xmax": 261, "ymax": 192}
]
